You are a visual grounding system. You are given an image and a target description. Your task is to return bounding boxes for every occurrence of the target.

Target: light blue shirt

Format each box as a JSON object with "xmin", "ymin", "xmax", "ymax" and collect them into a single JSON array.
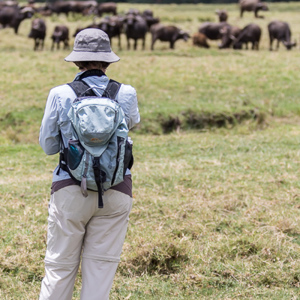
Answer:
[{"xmin": 39, "ymin": 71, "xmax": 140, "ymax": 182}]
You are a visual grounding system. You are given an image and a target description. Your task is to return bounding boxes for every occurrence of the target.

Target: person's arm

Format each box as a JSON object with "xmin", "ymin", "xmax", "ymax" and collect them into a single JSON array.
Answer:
[
  {"xmin": 117, "ymin": 85, "xmax": 140, "ymax": 130},
  {"xmin": 128, "ymin": 88, "xmax": 140, "ymax": 130},
  {"xmin": 39, "ymin": 89, "xmax": 60, "ymax": 155}
]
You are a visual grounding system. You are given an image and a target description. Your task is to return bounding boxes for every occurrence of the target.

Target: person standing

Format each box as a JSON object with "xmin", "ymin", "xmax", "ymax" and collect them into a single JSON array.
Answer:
[{"xmin": 39, "ymin": 28, "xmax": 140, "ymax": 300}]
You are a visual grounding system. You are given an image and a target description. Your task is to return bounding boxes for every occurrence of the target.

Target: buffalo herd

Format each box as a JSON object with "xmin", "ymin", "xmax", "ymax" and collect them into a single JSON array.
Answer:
[
  {"xmin": 0, "ymin": 0, "xmax": 298, "ymax": 52},
  {"xmin": 196, "ymin": 0, "xmax": 297, "ymax": 51}
]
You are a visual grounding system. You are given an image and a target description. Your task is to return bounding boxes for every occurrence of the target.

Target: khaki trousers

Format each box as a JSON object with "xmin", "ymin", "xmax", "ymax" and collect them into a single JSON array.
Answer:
[{"xmin": 39, "ymin": 186, "xmax": 132, "ymax": 300}]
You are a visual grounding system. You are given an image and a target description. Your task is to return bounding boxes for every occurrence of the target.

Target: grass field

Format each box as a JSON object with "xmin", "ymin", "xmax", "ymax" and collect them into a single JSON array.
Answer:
[{"xmin": 1, "ymin": 2, "xmax": 300, "ymax": 299}]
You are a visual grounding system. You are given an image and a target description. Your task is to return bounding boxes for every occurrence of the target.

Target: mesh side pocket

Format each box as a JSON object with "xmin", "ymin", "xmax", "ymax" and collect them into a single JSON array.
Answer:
[{"xmin": 67, "ymin": 140, "xmax": 85, "ymax": 170}]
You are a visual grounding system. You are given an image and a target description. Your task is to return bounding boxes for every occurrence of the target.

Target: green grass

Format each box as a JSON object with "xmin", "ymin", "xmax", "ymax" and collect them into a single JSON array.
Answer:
[
  {"xmin": 0, "ymin": 2, "xmax": 300, "ymax": 299},
  {"xmin": 1, "ymin": 122, "xmax": 300, "ymax": 299}
]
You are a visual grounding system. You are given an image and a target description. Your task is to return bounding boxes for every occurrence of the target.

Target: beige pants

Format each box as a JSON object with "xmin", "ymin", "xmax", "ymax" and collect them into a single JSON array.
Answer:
[{"xmin": 39, "ymin": 186, "xmax": 132, "ymax": 300}]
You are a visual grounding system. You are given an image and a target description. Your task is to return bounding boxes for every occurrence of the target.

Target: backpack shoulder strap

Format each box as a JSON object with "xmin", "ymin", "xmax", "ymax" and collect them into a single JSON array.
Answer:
[
  {"xmin": 103, "ymin": 79, "xmax": 121, "ymax": 101},
  {"xmin": 68, "ymin": 79, "xmax": 121, "ymax": 100},
  {"xmin": 68, "ymin": 80, "xmax": 95, "ymax": 97}
]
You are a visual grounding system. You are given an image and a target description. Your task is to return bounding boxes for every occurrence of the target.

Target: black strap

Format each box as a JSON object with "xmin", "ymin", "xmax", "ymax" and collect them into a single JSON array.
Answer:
[
  {"xmin": 93, "ymin": 157, "xmax": 105, "ymax": 208},
  {"xmin": 68, "ymin": 80, "xmax": 95, "ymax": 97},
  {"xmin": 68, "ymin": 79, "xmax": 121, "ymax": 101},
  {"xmin": 102, "ymin": 79, "xmax": 121, "ymax": 100},
  {"xmin": 68, "ymin": 69, "xmax": 121, "ymax": 101}
]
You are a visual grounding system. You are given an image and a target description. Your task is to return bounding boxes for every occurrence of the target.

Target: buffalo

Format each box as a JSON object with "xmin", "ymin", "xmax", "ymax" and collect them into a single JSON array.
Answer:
[
  {"xmin": 142, "ymin": 9, "xmax": 153, "ymax": 18},
  {"xmin": 98, "ymin": 16, "xmax": 123, "ymax": 49},
  {"xmin": 219, "ymin": 25, "xmax": 241, "ymax": 49},
  {"xmin": 0, "ymin": 1, "xmax": 18, "ymax": 10},
  {"xmin": 123, "ymin": 14, "xmax": 148, "ymax": 50},
  {"xmin": 192, "ymin": 32, "xmax": 209, "ymax": 48},
  {"xmin": 97, "ymin": 2, "xmax": 117, "ymax": 17},
  {"xmin": 48, "ymin": 1, "xmax": 97, "ymax": 16},
  {"xmin": 0, "ymin": 6, "xmax": 34, "ymax": 34},
  {"xmin": 268, "ymin": 21, "xmax": 296, "ymax": 51},
  {"xmin": 126, "ymin": 8, "xmax": 140, "ymax": 16},
  {"xmin": 51, "ymin": 25, "xmax": 70, "ymax": 51},
  {"xmin": 28, "ymin": 18, "xmax": 46, "ymax": 51},
  {"xmin": 239, "ymin": 0, "xmax": 269, "ymax": 18},
  {"xmin": 69, "ymin": 1, "xmax": 97, "ymax": 16},
  {"xmin": 143, "ymin": 15, "xmax": 159, "ymax": 30},
  {"xmin": 215, "ymin": 9, "xmax": 228, "ymax": 22},
  {"xmin": 233, "ymin": 23, "xmax": 261, "ymax": 50},
  {"xmin": 199, "ymin": 22, "xmax": 228, "ymax": 41},
  {"xmin": 47, "ymin": 1, "xmax": 72, "ymax": 16},
  {"xmin": 151, "ymin": 24, "xmax": 190, "ymax": 50},
  {"xmin": 73, "ymin": 23, "xmax": 100, "ymax": 37},
  {"xmin": 141, "ymin": 9, "xmax": 160, "ymax": 30}
]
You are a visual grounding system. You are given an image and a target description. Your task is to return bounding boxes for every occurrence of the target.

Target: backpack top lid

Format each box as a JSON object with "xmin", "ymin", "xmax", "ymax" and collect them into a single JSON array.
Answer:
[
  {"xmin": 68, "ymin": 96, "xmax": 128, "ymax": 157},
  {"xmin": 67, "ymin": 71, "xmax": 128, "ymax": 158}
]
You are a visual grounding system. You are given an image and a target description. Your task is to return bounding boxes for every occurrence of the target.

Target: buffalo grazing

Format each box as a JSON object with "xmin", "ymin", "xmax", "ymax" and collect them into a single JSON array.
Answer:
[
  {"xmin": 151, "ymin": 24, "xmax": 190, "ymax": 50},
  {"xmin": 97, "ymin": 2, "xmax": 117, "ymax": 17},
  {"xmin": 219, "ymin": 25, "xmax": 241, "ymax": 49},
  {"xmin": 199, "ymin": 22, "xmax": 228, "ymax": 41},
  {"xmin": 268, "ymin": 21, "xmax": 296, "ymax": 51},
  {"xmin": 233, "ymin": 23, "xmax": 262, "ymax": 50},
  {"xmin": 192, "ymin": 32, "xmax": 210, "ymax": 48},
  {"xmin": 0, "ymin": 6, "xmax": 34, "ymax": 34}
]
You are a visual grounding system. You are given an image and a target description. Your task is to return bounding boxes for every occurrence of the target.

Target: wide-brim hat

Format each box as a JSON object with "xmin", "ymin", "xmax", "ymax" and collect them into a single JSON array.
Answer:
[{"xmin": 65, "ymin": 28, "xmax": 120, "ymax": 63}]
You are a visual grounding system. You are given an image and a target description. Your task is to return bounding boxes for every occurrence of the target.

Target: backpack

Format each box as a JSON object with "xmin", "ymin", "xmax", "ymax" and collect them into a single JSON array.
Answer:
[{"xmin": 58, "ymin": 71, "xmax": 133, "ymax": 208}]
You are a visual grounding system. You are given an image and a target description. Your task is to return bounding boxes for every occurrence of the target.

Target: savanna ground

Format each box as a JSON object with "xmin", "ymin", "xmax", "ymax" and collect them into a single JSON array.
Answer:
[{"xmin": 1, "ymin": 2, "xmax": 300, "ymax": 299}]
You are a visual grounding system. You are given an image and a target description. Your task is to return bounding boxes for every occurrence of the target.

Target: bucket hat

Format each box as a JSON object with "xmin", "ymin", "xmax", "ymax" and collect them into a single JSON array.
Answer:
[{"xmin": 65, "ymin": 28, "xmax": 120, "ymax": 63}]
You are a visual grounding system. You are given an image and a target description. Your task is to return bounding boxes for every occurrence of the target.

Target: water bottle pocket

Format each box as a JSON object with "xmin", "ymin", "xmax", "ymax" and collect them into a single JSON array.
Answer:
[{"xmin": 67, "ymin": 140, "xmax": 85, "ymax": 170}]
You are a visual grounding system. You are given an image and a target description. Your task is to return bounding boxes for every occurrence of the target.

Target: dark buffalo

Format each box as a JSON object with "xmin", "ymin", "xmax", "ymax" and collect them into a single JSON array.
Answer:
[
  {"xmin": 141, "ymin": 9, "xmax": 159, "ymax": 30},
  {"xmin": 47, "ymin": 1, "xmax": 72, "ymax": 16},
  {"xmin": 233, "ymin": 23, "xmax": 261, "ymax": 50},
  {"xmin": 239, "ymin": 0, "xmax": 268, "ymax": 18},
  {"xmin": 151, "ymin": 24, "xmax": 190, "ymax": 50},
  {"xmin": 69, "ymin": 1, "xmax": 97, "ymax": 16},
  {"xmin": 219, "ymin": 25, "xmax": 241, "ymax": 49},
  {"xmin": 143, "ymin": 16, "xmax": 159, "ymax": 30},
  {"xmin": 142, "ymin": 9, "xmax": 153, "ymax": 18},
  {"xmin": 124, "ymin": 14, "xmax": 148, "ymax": 50},
  {"xmin": 48, "ymin": 1, "xmax": 96, "ymax": 16},
  {"xmin": 99, "ymin": 16, "xmax": 123, "ymax": 49},
  {"xmin": 0, "ymin": 6, "xmax": 34, "ymax": 34},
  {"xmin": 268, "ymin": 21, "xmax": 296, "ymax": 51},
  {"xmin": 73, "ymin": 23, "xmax": 99, "ymax": 37},
  {"xmin": 199, "ymin": 22, "xmax": 228, "ymax": 40},
  {"xmin": 35, "ymin": 5, "xmax": 53, "ymax": 16},
  {"xmin": 215, "ymin": 9, "xmax": 228, "ymax": 22},
  {"xmin": 126, "ymin": 8, "xmax": 140, "ymax": 16},
  {"xmin": 0, "ymin": 1, "xmax": 18, "ymax": 10},
  {"xmin": 97, "ymin": 2, "xmax": 117, "ymax": 17},
  {"xmin": 51, "ymin": 25, "xmax": 70, "ymax": 50},
  {"xmin": 28, "ymin": 18, "xmax": 46, "ymax": 51},
  {"xmin": 192, "ymin": 32, "xmax": 209, "ymax": 48}
]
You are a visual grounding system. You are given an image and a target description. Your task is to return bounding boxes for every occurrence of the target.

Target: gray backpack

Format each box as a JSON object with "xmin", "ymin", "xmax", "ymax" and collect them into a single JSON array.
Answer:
[{"xmin": 58, "ymin": 73, "xmax": 133, "ymax": 208}]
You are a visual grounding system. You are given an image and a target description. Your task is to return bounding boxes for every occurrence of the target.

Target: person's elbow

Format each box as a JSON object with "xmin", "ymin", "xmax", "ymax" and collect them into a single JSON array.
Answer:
[
  {"xmin": 39, "ymin": 137, "xmax": 60, "ymax": 155},
  {"xmin": 127, "ymin": 112, "xmax": 140, "ymax": 130}
]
